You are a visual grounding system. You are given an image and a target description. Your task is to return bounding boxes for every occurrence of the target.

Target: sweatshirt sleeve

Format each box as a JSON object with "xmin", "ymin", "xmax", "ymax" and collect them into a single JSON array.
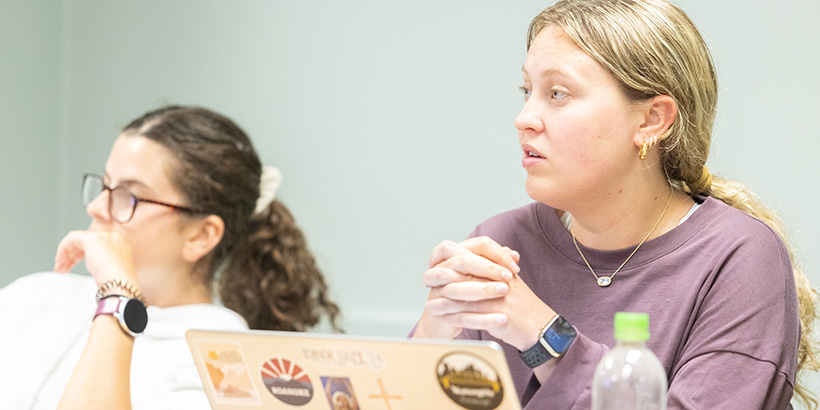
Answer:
[
  {"xmin": 519, "ymin": 332, "xmax": 607, "ymax": 409},
  {"xmin": 662, "ymin": 224, "xmax": 799, "ymax": 409},
  {"xmin": 667, "ymin": 352, "xmax": 794, "ymax": 409}
]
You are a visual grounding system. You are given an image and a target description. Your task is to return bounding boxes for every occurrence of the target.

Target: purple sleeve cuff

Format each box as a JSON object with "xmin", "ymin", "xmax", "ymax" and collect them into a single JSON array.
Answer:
[{"xmin": 521, "ymin": 332, "xmax": 607, "ymax": 409}]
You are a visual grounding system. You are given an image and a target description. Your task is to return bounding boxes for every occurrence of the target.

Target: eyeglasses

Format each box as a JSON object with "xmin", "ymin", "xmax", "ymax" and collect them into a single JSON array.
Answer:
[{"xmin": 82, "ymin": 173, "xmax": 201, "ymax": 223}]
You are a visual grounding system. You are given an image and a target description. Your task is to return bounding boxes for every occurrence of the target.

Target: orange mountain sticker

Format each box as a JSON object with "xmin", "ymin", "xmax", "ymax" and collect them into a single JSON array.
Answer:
[{"xmin": 195, "ymin": 341, "xmax": 261, "ymax": 405}]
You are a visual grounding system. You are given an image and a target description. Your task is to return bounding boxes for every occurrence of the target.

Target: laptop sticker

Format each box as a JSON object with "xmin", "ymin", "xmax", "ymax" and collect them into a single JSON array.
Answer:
[
  {"xmin": 194, "ymin": 341, "xmax": 261, "ymax": 405},
  {"xmin": 302, "ymin": 347, "xmax": 386, "ymax": 372},
  {"xmin": 321, "ymin": 376, "xmax": 360, "ymax": 410},
  {"xmin": 367, "ymin": 377, "xmax": 403, "ymax": 410},
  {"xmin": 436, "ymin": 352, "xmax": 504, "ymax": 410},
  {"xmin": 260, "ymin": 357, "xmax": 314, "ymax": 406}
]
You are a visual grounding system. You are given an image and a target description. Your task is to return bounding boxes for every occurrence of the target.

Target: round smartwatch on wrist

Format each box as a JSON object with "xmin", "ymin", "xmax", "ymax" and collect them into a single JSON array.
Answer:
[
  {"xmin": 94, "ymin": 295, "xmax": 148, "ymax": 336},
  {"xmin": 519, "ymin": 314, "xmax": 577, "ymax": 368}
]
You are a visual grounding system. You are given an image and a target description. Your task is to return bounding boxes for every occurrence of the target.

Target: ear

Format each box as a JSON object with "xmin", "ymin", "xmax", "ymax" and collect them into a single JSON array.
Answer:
[
  {"xmin": 633, "ymin": 95, "xmax": 677, "ymax": 147},
  {"xmin": 181, "ymin": 215, "xmax": 225, "ymax": 263}
]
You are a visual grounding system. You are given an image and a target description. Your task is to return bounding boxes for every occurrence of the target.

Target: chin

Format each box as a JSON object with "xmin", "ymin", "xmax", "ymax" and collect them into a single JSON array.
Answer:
[{"xmin": 525, "ymin": 180, "xmax": 566, "ymax": 210}]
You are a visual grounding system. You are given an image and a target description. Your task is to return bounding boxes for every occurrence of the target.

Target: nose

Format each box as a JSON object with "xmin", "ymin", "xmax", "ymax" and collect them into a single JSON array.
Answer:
[
  {"xmin": 86, "ymin": 189, "xmax": 112, "ymax": 223},
  {"xmin": 514, "ymin": 98, "xmax": 545, "ymax": 137}
]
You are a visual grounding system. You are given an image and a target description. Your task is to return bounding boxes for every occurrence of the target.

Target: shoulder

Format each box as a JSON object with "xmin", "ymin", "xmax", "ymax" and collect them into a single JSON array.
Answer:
[
  {"xmin": 686, "ymin": 198, "xmax": 798, "ymax": 338},
  {"xmin": 675, "ymin": 198, "xmax": 800, "ymax": 381},
  {"xmin": 0, "ymin": 273, "xmax": 95, "ymax": 345},
  {"xmin": 681, "ymin": 198, "xmax": 793, "ymax": 297},
  {"xmin": 3, "ymin": 271, "xmax": 94, "ymax": 291},
  {"xmin": 187, "ymin": 304, "xmax": 249, "ymax": 331},
  {"xmin": 691, "ymin": 197, "xmax": 789, "ymax": 266},
  {"xmin": 1, "ymin": 272, "xmax": 96, "ymax": 304},
  {"xmin": 145, "ymin": 303, "xmax": 248, "ymax": 339}
]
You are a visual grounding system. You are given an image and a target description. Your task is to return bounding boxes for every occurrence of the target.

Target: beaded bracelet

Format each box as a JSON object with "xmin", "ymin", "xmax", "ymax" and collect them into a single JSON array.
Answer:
[{"xmin": 95, "ymin": 278, "xmax": 144, "ymax": 303}]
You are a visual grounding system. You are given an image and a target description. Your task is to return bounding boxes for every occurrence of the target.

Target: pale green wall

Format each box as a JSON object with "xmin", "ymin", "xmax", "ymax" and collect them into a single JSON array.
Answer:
[
  {"xmin": 2, "ymin": 1, "xmax": 819, "ymax": 397},
  {"xmin": 37, "ymin": 0, "xmax": 544, "ymax": 335},
  {"xmin": 0, "ymin": 2, "xmax": 62, "ymax": 279}
]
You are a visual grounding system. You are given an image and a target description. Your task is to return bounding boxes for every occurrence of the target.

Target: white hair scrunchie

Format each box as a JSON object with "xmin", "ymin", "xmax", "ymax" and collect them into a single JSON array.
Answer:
[{"xmin": 254, "ymin": 165, "xmax": 282, "ymax": 214}]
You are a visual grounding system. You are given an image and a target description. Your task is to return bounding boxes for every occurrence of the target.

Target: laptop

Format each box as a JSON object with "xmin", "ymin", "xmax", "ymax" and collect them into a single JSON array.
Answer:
[{"xmin": 186, "ymin": 329, "xmax": 522, "ymax": 410}]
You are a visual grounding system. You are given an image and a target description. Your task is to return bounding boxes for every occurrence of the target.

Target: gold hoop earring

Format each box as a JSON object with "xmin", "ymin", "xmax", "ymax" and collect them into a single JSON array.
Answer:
[{"xmin": 639, "ymin": 140, "xmax": 648, "ymax": 160}]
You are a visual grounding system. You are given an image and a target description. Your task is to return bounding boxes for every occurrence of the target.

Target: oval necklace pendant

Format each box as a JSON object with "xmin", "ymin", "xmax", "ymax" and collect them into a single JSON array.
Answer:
[{"xmin": 597, "ymin": 277, "xmax": 612, "ymax": 287}]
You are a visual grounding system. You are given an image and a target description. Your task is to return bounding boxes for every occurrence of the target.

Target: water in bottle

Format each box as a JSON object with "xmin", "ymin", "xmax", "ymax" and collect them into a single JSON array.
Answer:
[{"xmin": 591, "ymin": 312, "xmax": 667, "ymax": 410}]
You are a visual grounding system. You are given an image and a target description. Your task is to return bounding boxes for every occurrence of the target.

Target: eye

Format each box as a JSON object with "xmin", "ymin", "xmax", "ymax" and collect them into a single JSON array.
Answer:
[
  {"xmin": 551, "ymin": 89, "xmax": 568, "ymax": 100},
  {"xmin": 518, "ymin": 86, "xmax": 531, "ymax": 101}
]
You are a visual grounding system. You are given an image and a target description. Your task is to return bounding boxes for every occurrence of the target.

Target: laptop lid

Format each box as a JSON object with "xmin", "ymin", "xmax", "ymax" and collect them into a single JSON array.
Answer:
[{"xmin": 186, "ymin": 329, "xmax": 522, "ymax": 410}]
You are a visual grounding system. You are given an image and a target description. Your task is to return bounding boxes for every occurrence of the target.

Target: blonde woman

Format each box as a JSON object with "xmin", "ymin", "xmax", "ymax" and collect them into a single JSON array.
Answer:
[{"xmin": 413, "ymin": 0, "xmax": 818, "ymax": 408}]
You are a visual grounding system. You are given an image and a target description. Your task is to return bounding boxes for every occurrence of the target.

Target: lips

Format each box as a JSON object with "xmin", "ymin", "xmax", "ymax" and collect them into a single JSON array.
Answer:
[
  {"xmin": 521, "ymin": 143, "xmax": 545, "ymax": 169},
  {"xmin": 521, "ymin": 143, "xmax": 544, "ymax": 159}
]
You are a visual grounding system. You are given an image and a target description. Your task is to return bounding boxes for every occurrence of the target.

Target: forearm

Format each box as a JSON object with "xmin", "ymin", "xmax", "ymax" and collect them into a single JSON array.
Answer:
[{"xmin": 57, "ymin": 316, "xmax": 134, "ymax": 410}]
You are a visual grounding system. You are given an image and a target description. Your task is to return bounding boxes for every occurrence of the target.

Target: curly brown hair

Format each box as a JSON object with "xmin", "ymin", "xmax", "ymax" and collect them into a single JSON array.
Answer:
[
  {"xmin": 221, "ymin": 200, "xmax": 340, "ymax": 331},
  {"xmin": 121, "ymin": 105, "xmax": 340, "ymax": 331}
]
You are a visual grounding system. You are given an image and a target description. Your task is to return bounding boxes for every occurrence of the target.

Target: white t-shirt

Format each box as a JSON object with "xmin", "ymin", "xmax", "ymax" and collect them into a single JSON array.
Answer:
[{"xmin": 0, "ymin": 272, "xmax": 248, "ymax": 409}]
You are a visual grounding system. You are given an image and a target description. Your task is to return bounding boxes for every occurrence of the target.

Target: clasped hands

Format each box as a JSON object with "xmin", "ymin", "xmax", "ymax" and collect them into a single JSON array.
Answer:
[{"xmin": 414, "ymin": 236, "xmax": 555, "ymax": 352}]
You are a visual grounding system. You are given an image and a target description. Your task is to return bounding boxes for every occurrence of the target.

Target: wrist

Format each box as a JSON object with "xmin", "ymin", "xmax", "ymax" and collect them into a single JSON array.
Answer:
[
  {"xmin": 509, "ymin": 308, "xmax": 557, "ymax": 351},
  {"xmin": 96, "ymin": 278, "xmax": 144, "ymax": 303},
  {"xmin": 94, "ymin": 295, "xmax": 148, "ymax": 336}
]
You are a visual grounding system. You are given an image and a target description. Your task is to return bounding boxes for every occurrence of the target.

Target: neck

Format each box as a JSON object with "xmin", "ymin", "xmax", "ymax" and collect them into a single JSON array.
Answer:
[
  {"xmin": 150, "ymin": 286, "xmax": 212, "ymax": 307},
  {"xmin": 139, "ymin": 266, "xmax": 213, "ymax": 308},
  {"xmin": 563, "ymin": 177, "xmax": 692, "ymax": 251}
]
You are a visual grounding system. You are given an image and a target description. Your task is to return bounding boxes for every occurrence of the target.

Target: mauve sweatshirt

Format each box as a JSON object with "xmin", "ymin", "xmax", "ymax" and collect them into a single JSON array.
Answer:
[{"xmin": 455, "ymin": 196, "xmax": 800, "ymax": 409}]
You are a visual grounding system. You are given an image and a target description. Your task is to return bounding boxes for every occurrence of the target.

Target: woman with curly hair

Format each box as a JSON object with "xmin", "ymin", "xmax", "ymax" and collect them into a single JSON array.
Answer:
[{"xmin": 0, "ymin": 105, "xmax": 339, "ymax": 409}]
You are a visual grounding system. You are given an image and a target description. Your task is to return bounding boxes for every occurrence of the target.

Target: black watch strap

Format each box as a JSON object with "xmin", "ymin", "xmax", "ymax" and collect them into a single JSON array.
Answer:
[{"xmin": 519, "ymin": 338, "xmax": 553, "ymax": 368}]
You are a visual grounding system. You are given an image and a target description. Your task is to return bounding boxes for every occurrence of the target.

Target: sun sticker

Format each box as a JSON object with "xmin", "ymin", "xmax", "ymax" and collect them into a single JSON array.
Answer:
[{"xmin": 260, "ymin": 358, "xmax": 314, "ymax": 406}]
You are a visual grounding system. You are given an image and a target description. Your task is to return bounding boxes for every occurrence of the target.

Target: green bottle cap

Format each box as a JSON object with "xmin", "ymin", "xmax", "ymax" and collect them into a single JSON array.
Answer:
[{"xmin": 614, "ymin": 312, "xmax": 650, "ymax": 341}]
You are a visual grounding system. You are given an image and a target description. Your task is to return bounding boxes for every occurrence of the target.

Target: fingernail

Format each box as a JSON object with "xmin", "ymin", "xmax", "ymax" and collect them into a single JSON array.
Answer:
[
  {"xmin": 501, "ymin": 270, "xmax": 513, "ymax": 281},
  {"xmin": 510, "ymin": 261, "xmax": 520, "ymax": 275},
  {"xmin": 496, "ymin": 283, "xmax": 509, "ymax": 294},
  {"xmin": 495, "ymin": 314, "xmax": 507, "ymax": 324}
]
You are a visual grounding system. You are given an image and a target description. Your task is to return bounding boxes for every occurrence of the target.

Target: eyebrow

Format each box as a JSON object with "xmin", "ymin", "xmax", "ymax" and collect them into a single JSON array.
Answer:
[
  {"xmin": 103, "ymin": 173, "xmax": 155, "ymax": 195},
  {"xmin": 521, "ymin": 66, "xmax": 576, "ymax": 80}
]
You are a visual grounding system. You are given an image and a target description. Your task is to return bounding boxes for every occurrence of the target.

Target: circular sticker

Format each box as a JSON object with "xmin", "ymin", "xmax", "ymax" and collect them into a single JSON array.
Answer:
[
  {"xmin": 260, "ymin": 358, "xmax": 314, "ymax": 406},
  {"xmin": 436, "ymin": 352, "xmax": 504, "ymax": 410}
]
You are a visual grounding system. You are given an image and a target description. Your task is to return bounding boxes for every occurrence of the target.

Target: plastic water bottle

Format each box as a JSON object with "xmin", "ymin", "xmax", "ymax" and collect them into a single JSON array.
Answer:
[{"xmin": 591, "ymin": 312, "xmax": 667, "ymax": 410}]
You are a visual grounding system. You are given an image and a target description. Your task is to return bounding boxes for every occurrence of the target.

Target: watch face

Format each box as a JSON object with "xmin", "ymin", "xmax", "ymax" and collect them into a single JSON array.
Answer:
[
  {"xmin": 122, "ymin": 299, "xmax": 148, "ymax": 334},
  {"xmin": 545, "ymin": 317, "xmax": 577, "ymax": 354}
]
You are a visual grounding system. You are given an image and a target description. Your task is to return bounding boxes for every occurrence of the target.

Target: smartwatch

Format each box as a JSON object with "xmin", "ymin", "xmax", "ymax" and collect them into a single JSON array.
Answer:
[
  {"xmin": 518, "ymin": 314, "xmax": 577, "ymax": 368},
  {"xmin": 94, "ymin": 295, "xmax": 148, "ymax": 336}
]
